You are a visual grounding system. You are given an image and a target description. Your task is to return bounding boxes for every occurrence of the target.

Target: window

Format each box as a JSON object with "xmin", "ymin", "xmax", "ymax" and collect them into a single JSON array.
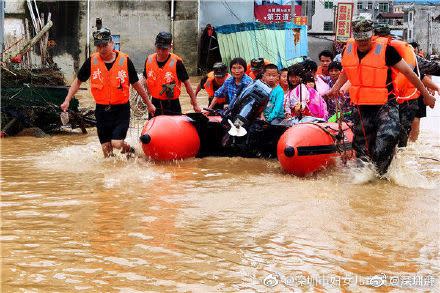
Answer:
[
  {"xmin": 409, "ymin": 29, "xmax": 412, "ymax": 40},
  {"xmin": 357, "ymin": 2, "xmax": 363, "ymax": 10},
  {"xmin": 112, "ymin": 35, "xmax": 120, "ymax": 51},
  {"xmin": 367, "ymin": 1, "xmax": 373, "ymax": 9},
  {"xmin": 379, "ymin": 2, "xmax": 389, "ymax": 12},
  {"xmin": 323, "ymin": 21, "xmax": 334, "ymax": 31},
  {"xmin": 324, "ymin": 0, "xmax": 333, "ymax": 9},
  {"xmin": 409, "ymin": 12, "xmax": 413, "ymax": 22}
]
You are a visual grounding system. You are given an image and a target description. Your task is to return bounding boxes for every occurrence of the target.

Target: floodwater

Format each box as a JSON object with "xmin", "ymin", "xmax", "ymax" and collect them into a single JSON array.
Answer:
[{"xmin": 1, "ymin": 78, "xmax": 439, "ymax": 292}]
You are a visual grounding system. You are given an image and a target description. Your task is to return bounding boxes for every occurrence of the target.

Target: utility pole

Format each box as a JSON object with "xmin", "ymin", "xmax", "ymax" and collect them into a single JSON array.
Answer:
[
  {"xmin": 0, "ymin": 0, "xmax": 4, "ymax": 54},
  {"xmin": 291, "ymin": 0, "xmax": 296, "ymax": 21},
  {"xmin": 428, "ymin": 7, "xmax": 432, "ymax": 57}
]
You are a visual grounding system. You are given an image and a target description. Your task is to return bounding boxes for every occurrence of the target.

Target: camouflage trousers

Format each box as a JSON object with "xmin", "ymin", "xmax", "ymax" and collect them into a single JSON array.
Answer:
[
  {"xmin": 352, "ymin": 100, "xmax": 400, "ymax": 175},
  {"xmin": 397, "ymin": 98, "xmax": 419, "ymax": 147}
]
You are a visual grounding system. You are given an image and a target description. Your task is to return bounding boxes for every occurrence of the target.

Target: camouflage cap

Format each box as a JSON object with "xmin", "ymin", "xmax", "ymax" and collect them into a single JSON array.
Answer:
[
  {"xmin": 93, "ymin": 28, "xmax": 112, "ymax": 46},
  {"xmin": 213, "ymin": 62, "xmax": 228, "ymax": 77},
  {"xmin": 155, "ymin": 32, "xmax": 172, "ymax": 49},
  {"xmin": 374, "ymin": 23, "xmax": 391, "ymax": 37},
  {"xmin": 352, "ymin": 17, "xmax": 374, "ymax": 41},
  {"xmin": 250, "ymin": 58, "xmax": 264, "ymax": 71}
]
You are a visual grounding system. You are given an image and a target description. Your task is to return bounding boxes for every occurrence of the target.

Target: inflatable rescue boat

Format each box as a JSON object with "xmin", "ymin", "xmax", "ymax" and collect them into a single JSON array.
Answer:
[{"xmin": 139, "ymin": 80, "xmax": 354, "ymax": 176}]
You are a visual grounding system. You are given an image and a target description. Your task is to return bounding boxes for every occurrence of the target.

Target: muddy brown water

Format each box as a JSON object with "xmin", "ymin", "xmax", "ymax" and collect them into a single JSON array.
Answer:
[{"xmin": 1, "ymin": 78, "xmax": 439, "ymax": 292}]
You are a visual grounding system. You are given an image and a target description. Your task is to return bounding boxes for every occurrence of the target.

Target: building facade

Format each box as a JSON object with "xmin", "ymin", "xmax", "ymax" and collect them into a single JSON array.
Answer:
[
  {"xmin": 403, "ymin": 3, "xmax": 440, "ymax": 56},
  {"xmin": 3, "ymin": 1, "xmax": 199, "ymax": 82}
]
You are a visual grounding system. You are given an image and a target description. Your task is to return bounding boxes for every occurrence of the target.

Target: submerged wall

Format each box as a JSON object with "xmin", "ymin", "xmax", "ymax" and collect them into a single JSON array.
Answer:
[{"xmin": 3, "ymin": 1, "xmax": 200, "ymax": 83}]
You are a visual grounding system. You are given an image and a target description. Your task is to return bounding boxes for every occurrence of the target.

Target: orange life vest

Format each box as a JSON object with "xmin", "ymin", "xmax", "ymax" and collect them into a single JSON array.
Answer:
[
  {"xmin": 145, "ymin": 53, "xmax": 182, "ymax": 100},
  {"xmin": 389, "ymin": 39, "xmax": 420, "ymax": 103},
  {"xmin": 203, "ymin": 71, "xmax": 229, "ymax": 104},
  {"xmin": 90, "ymin": 50, "xmax": 130, "ymax": 105},
  {"xmin": 246, "ymin": 59, "xmax": 271, "ymax": 79},
  {"xmin": 316, "ymin": 66, "xmax": 327, "ymax": 76},
  {"xmin": 341, "ymin": 37, "xmax": 389, "ymax": 105}
]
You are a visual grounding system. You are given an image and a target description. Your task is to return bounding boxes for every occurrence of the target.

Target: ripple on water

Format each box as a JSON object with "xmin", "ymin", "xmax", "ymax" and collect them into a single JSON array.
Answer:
[{"xmin": 103, "ymin": 256, "xmax": 148, "ymax": 267}]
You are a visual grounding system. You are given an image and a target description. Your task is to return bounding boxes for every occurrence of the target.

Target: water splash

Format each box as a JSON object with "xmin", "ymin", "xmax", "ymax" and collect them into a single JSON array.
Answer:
[
  {"xmin": 345, "ymin": 159, "xmax": 378, "ymax": 185},
  {"xmin": 386, "ymin": 144, "xmax": 438, "ymax": 189}
]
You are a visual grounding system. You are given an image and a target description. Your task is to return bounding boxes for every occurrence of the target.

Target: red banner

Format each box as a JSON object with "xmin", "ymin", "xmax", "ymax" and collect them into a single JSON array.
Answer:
[
  {"xmin": 254, "ymin": 5, "xmax": 302, "ymax": 24},
  {"xmin": 335, "ymin": 3, "xmax": 354, "ymax": 43}
]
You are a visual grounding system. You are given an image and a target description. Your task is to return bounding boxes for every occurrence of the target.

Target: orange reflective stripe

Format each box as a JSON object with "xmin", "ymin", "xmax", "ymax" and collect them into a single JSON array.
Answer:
[
  {"xmin": 90, "ymin": 50, "xmax": 130, "ymax": 105},
  {"xmin": 145, "ymin": 53, "xmax": 182, "ymax": 100}
]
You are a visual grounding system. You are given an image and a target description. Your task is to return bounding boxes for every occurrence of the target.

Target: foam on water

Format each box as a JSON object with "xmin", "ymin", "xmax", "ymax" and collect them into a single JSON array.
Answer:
[
  {"xmin": 346, "ymin": 159, "xmax": 378, "ymax": 185},
  {"xmin": 386, "ymin": 144, "xmax": 438, "ymax": 189},
  {"xmin": 33, "ymin": 134, "xmax": 172, "ymax": 187},
  {"xmin": 34, "ymin": 141, "xmax": 104, "ymax": 173}
]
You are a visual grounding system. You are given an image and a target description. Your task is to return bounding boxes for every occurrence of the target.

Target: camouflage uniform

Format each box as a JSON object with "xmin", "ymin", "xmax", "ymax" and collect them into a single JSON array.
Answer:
[
  {"xmin": 349, "ymin": 18, "xmax": 401, "ymax": 175},
  {"xmin": 352, "ymin": 100, "xmax": 400, "ymax": 175}
]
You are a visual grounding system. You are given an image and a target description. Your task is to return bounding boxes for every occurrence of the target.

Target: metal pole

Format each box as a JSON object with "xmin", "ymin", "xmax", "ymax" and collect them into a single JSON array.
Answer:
[
  {"xmin": 171, "ymin": 0, "xmax": 174, "ymax": 53},
  {"xmin": 86, "ymin": 0, "xmax": 90, "ymax": 59},
  {"xmin": 428, "ymin": 8, "xmax": 432, "ymax": 57},
  {"xmin": 291, "ymin": 0, "xmax": 296, "ymax": 21},
  {"xmin": 0, "ymin": 1, "xmax": 4, "ymax": 54}
]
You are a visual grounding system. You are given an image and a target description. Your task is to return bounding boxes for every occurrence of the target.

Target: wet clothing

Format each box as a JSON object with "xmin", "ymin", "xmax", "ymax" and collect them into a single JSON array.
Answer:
[
  {"xmin": 352, "ymin": 100, "xmax": 400, "ymax": 175},
  {"xmin": 95, "ymin": 103, "xmax": 130, "ymax": 144},
  {"xmin": 263, "ymin": 85, "xmax": 285, "ymax": 123},
  {"xmin": 398, "ymin": 99, "xmax": 419, "ymax": 147},
  {"xmin": 342, "ymin": 39, "xmax": 402, "ymax": 175},
  {"xmin": 415, "ymin": 95, "xmax": 427, "ymax": 118},
  {"xmin": 77, "ymin": 51, "xmax": 137, "ymax": 146},
  {"xmin": 214, "ymin": 74, "xmax": 253, "ymax": 106}
]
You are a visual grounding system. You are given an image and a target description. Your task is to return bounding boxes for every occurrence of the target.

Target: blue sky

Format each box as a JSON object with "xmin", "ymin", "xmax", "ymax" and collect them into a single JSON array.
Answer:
[{"xmin": 394, "ymin": 0, "xmax": 440, "ymax": 3}]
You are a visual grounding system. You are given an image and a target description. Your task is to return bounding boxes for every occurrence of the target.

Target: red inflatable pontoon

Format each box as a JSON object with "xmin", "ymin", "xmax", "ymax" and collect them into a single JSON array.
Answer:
[
  {"xmin": 277, "ymin": 122, "xmax": 354, "ymax": 176},
  {"xmin": 140, "ymin": 115, "xmax": 200, "ymax": 161}
]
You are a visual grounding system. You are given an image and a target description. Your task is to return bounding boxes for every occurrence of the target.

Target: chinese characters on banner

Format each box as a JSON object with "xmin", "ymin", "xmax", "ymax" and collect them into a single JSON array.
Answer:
[
  {"xmin": 254, "ymin": 4, "xmax": 302, "ymax": 24},
  {"xmin": 335, "ymin": 3, "xmax": 354, "ymax": 43}
]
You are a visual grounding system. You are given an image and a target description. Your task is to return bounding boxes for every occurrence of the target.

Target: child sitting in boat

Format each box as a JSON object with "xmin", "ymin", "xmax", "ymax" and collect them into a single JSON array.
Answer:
[
  {"xmin": 283, "ymin": 64, "xmax": 328, "ymax": 125},
  {"xmin": 261, "ymin": 64, "xmax": 285, "ymax": 124},
  {"xmin": 321, "ymin": 61, "xmax": 353, "ymax": 122}
]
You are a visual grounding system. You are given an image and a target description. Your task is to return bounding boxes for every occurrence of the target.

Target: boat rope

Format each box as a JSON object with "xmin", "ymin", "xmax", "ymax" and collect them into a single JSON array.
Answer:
[
  {"xmin": 335, "ymin": 95, "xmax": 348, "ymax": 164},
  {"xmin": 298, "ymin": 82, "xmax": 303, "ymax": 121}
]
